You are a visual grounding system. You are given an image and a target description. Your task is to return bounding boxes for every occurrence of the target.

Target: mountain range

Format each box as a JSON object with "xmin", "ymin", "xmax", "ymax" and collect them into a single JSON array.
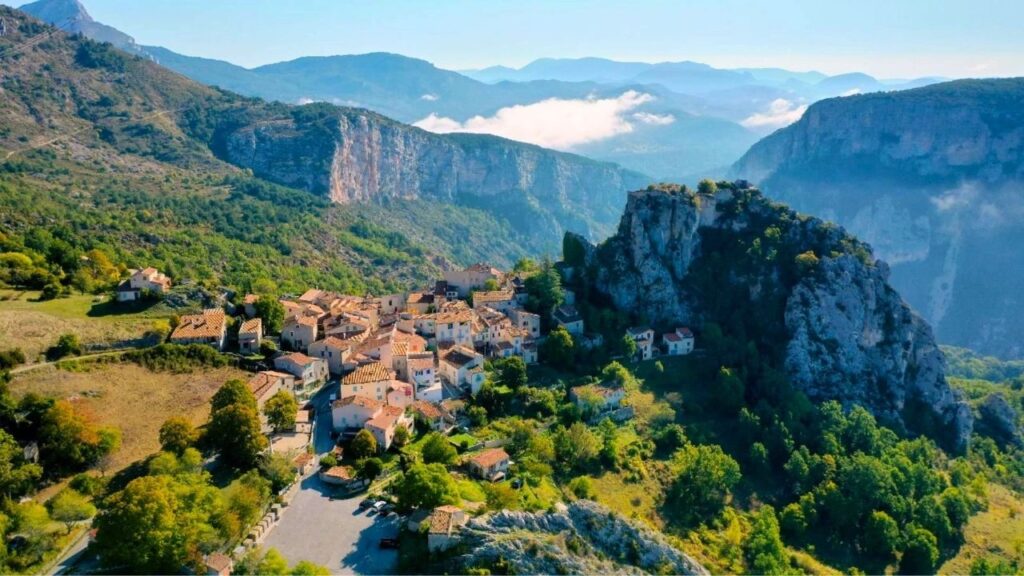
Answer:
[
  {"xmin": 16, "ymin": 0, "xmax": 942, "ymax": 182},
  {"xmin": 732, "ymin": 79, "xmax": 1024, "ymax": 359}
]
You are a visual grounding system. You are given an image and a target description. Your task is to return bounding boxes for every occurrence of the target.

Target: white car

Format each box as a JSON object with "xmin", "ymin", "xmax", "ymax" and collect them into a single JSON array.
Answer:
[{"xmin": 372, "ymin": 500, "xmax": 387, "ymax": 512}]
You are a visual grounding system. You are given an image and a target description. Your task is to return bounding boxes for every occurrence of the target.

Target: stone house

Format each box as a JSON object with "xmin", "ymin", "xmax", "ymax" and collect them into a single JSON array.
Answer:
[
  {"xmin": 116, "ymin": 267, "xmax": 171, "ymax": 302},
  {"xmin": 438, "ymin": 345, "xmax": 486, "ymax": 394},
  {"xmin": 169, "ymin": 309, "xmax": 227, "ymax": 351},
  {"xmin": 331, "ymin": 395, "xmax": 383, "ymax": 431},
  {"xmin": 427, "ymin": 505, "xmax": 467, "ymax": 552},
  {"xmin": 627, "ymin": 326, "xmax": 656, "ymax": 360},
  {"xmin": 467, "ymin": 448, "xmax": 510, "ymax": 482},
  {"xmin": 553, "ymin": 305, "xmax": 584, "ymax": 336},
  {"xmin": 308, "ymin": 336, "xmax": 351, "ymax": 376},
  {"xmin": 238, "ymin": 317, "xmax": 262, "ymax": 355},
  {"xmin": 282, "ymin": 315, "xmax": 318, "ymax": 352},
  {"xmin": 444, "ymin": 263, "xmax": 503, "ymax": 297},
  {"xmin": 365, "ymin": 405, "xmax": 414, "ymax": 452},
  {"xmin": 273, "ymin": 352, "xmax": 328, "ymax": 391},
  {"xmin": 339, "ymin": 361, "xmax": 394, "ymax": 402},
  {"xmin": 663, "ymin": 327, "xmax": 695, "ymax": 356}
]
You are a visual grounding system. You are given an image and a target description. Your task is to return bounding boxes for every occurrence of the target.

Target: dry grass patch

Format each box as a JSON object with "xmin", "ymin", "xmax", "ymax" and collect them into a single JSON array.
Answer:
[
  {"xmin": 0, "ymin": 290, "xmax": 163, "ymax": 360},
  {"xmin": 588, "ymin": 469, "xmax": 665, "ymax": 529},
  {"xmin": 941, "ymin": 483, "xmax": 1024, "ymax": 574},
  {"xmin": 9, "ymin": 362, "xmax": 250, "ymax": 471}
]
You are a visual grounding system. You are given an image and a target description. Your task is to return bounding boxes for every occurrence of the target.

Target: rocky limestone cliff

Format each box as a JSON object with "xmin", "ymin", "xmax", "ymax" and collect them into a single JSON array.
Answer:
[
  {"xmin": 455, "ymin": 500, "xmax": 708, "ymax": 575},
  {"xmin": 573, "ymin": 183, "xmax": 972, "ymax": 449},
  {"xmin": 730, "ymin": 79, "xmax": 1024, "ymax": 358},
  {"xmin": 223, "ymin": 107, "xmax": 648, "ymax": 248}
]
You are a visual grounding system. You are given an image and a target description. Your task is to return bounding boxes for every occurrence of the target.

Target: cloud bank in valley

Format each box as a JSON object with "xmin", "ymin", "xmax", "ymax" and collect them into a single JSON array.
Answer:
[
  {"xmin": 741, "ymin": 98, "xmax": 808, "ymax": 130},
  {"xmin": 413, "ymin": 91, "xmax": 659, "ymax": 150}
]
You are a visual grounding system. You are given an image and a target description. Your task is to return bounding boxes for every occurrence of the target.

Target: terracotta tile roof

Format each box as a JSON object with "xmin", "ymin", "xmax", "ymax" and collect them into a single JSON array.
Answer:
[
  {"xmin": 299, "ymin": 289, "xmax": 324, "ymax": 303},
  {"xmin": 411, "ymin": 400, "xmax": 444, "ymax": 421},
  {"xmin": 171, "ymin": 309, "xmax": 226, "ymax": 340},
  {"xmin": 365, "ymin": 405, "xmax": 406, "ymax": 430},
  {"xmin": 392, "ymin": 341, "xmax": 409, "ymax": 357},
  {"xmin": 407, "ymin": 292, "xmax": 435, "ymax": 304},
  {"xmin": 469, "ymin": 448, "xmax": 509, "ymax": 468},
  {"xmin": 676, "ymin": 327, "xmax": 694, "ymax": 338},
  {"xmin": 248, "ymin": 372, "xmax": 281, "ymax": 400},
  {"xmin": 243, "ymin": 294, "xmax": 259, "ymax": 304},
  {"xmin": 318, "ymin": 336, "xmax": 351, "ymax": 349},
  {"xmin": 343, "ymin": 362, "xmax": 393, "ymax": 385},
  {"xmin": 333, "ymin": 395, "xmax": 382, "ymax": 410},
  {"xmin": 429, "ymin": 506, "xmax": 461, "ymax": 535},
  {"xmin": 408, "ymin": 357, "xmax": 435, "ymax": 372},
  {"xmin": 206, "ymin": 553, "xmax": 233, "ymax": 573},
  {"xmin": 292, "ymin": 452, "xmax": 315, "ymax": 466},
  {"xmin": 288, "ymin": 315, "xmax": 318, "ymax": 328},
  {"xmin": 280, "ymin": 352, "xmax": 320, "ymax": 367},
  {"xmin": 663, "ymin": 332, "xmax": 682, "ymax": 342},
  {"xmin": 323, "ymin": 465, "xmax": 354, "ymax": 480},
  {"xmin": 473, "ymin": 290, "xmax": 514, "ymax": 304},
  {"xmin": 466, "ymin": 263, "xmax": 503, "ymax": 276},
  {"xmin": 435, "ymin": 310, "xmax": 473, "ymax": 324},
  {"xmin": 442, "ymin": 346, "xmax": 479, "ymax": 368},
  {"xmin": 239, "ymin": 318, "xmax": 262, "ymax": 336}
]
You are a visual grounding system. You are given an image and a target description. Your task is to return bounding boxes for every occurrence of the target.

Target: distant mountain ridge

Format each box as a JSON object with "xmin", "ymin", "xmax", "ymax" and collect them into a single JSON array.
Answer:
[{"xmin": 732, "ymin": 79, "xmax": 1024, "ymax": 358}]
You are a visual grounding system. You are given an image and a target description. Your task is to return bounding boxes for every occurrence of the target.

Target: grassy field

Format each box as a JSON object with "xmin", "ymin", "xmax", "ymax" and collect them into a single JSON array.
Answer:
[
  {"xmin": 941, "ymin": 483, "xmax": 1024, "ymax": 574},
  {"xmin": 9, "ymin": 362, "xmax": 250, "ymax": 471},
  {"xmin": 0, "ymin": 290, "xmax": 172, "ymax": 360}
]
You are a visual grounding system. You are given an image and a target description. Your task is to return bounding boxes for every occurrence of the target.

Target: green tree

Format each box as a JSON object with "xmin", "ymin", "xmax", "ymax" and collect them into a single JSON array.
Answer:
[
  {"xmin": 158, "ymin": 416, "xmax": 196, "ymax": 455},
  {"xmin": 263, "ymin": 390, "xmax": 298, "ymax": 433},
  {"xmin": 899, "ymin": 527, "xmax": 939, "ymax": 576},
  {"xmin": 48, "ymin": 333, "xmax": 81, "ymax": 360},
  {"xmin": 863, "ymin": 510, "xmax": 900, "ymax": 561},
  {"xmin": 292, "ymin": 560, "xmax": 331, "ymax": 575},
  {"xmin": 554, "ymin": 422, "xmax": 600, "ymax": 471},
  {"xmin": 484, "ymin": 482, "xmax": 518, "ymax": 511},
  {"xmin": 495, "ymin": 356, "xmax": 528, "ymax": 390},
  {"xmin": 524, "ymin": 258, "xmax": 564, "ymax": 320},
  {"xmin": 617, "ymin": 334, "xmax": 638, "ymax": 360},
  {"xmin": 349, "ymin": 429, "xmax": 378, "ymax": 459},
  {"xmin": 567, "ymin": 476, "xmax": 595, "ymax": 499},
  {"xmin": 421, "ymin": 432, "xmax": 458, "ymax": 467},
  {"xmin": 210, "ymin": 379, "xmax": 257, "ymax": 414},
  {"xmin": 47, "ymin": 489, "xmax": 96, "ymax": 533},
  {"xmin": 357, "ymin": 457, "xmax": 383, "ymax": 481},
  {"xmin": 257, "ymin": 548, "xmax": 290, "ymax": 575},
  {"xmin": 12, "ymin": 501, "xmax": 54, "ymax": 563},
  {"xmin": 541, "ymin": 326, "xmax": 575, "ymax": 370},
  {"xmin": 392, "ymin": 424, "xmax": 411, "ymax": 448},
  {"xmin": 745, "ymin": 506, "xmax": 787, "ymax": 575},
  {"xmin": 0, "ymin": 428, "xmax": 42, "ymax": 499},
  {"xmin": 207, "ymin": 403, "xmax": 267, "ymax": 469},
  {"xmin": 94, "ymin": 475, "xmax": 187, "ymax": 573},
  {"xmin": 779, "ymin": 503, "xmax": 807, "ymax": 539},
  {"xmin": 667, "ymin": 444, "xmax": 741, "ymax": 527},
  {"xmin": 260, "ymin": 454, "xmax": 297, "ymax": 492},
  {"xmin": 715, "ymin": 367, "xmax": 745, "ymax": 414},
  {"xmin": 38, "ymin": 399, "xmax": 118, "ymax": 476},
  {"xmin": 697, "ymin": 178, "xmax": 717, "ymax": 195},
  {"xmin": 392, "ymin": 463, "xmax": 459, "ymax": 511},
  {"xmin": 252, "ymin": 296, "xmax": 285, "ymax": 334}
]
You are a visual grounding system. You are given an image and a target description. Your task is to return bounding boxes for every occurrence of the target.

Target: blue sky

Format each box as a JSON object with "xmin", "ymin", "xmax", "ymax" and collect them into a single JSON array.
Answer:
[{"xmin": 13, "ymin": 0, "xmax": 1024, "ymax": 77}]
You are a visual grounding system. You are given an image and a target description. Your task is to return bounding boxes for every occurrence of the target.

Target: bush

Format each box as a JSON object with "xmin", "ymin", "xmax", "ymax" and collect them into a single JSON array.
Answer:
[
  {"xmin": 567, "ymin": 476, "xmax": 595, "ymax": 500},
  {"xmin": 319, "ymin": 454, "xmax": 337, "ymax": 469},
  {"xmin": 0, "ymin": 348, "xmax": 26, "ymax": 370},
  {"xmin": 123, "ymin": 343, "xmax": 228, "ymax": 372},
  {"xmin": 47, "ymin": 333, "xmax": 81, "ymax": 360}
]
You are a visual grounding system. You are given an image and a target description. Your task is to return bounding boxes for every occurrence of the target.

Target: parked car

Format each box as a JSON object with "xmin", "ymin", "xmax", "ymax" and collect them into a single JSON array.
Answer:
[
  {"xmin": 358, "ymin": 498, "xmax": 374, "ymax": 510},
  {"xmin": 372, "ymin": 500, "xmax": 388, "ymax": 512},
  {"xmin": 379, "ymin": 538, "xmax": 399, "ymax": 549}
]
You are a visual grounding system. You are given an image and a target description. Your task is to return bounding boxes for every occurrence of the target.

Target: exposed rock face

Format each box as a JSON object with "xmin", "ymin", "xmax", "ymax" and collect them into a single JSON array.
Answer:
[
  {"xmin": 578, "ymin": 184, "xmax": 972, "ymax": 450},
  {"xmin": 731, "ymin": 79, "xmax": 1024, "ymax": 358},
  {"xmin": 976, "ymin": 393, "xmax": 1022, "ymax": 448},
  {"xmin": 456, "ymin": 500, "xmax": 707, "ymax": 575},
  {"xmin": 223, "ymin": 108, "xmax": 648, "ymax": 248}
]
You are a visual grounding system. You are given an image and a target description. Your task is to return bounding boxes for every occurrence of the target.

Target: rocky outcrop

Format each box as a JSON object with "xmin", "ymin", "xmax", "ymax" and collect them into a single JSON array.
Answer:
[
  {"xmin": 223, "ymin": 108, "xmax": 648, "ymax": 248},
  {"xmin": 731, "ymin": 79, "xmax": 1024, "ymax": 358},
  {"xmin": 976, "ymin": 393, "xmax": 1022, "ymax": 448},
  {"xmin": 578, "ymin": 184, "xmax": 972, "ymax": 450},
  {"xmin": 456, "ymin": 500, "xmax": 707, "ymax": 575}
]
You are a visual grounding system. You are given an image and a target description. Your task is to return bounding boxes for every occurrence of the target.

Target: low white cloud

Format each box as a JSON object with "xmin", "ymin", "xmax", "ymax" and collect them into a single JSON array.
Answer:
[
  {"xmin": 413, "ymin": 90, "xmax": 656, "ymax": 150},
  {"xmin": 840, "ymin": 88, "xmax": 862, "ymax": 97},
  {"xmin": 420, "ymin": 94, "xmax": 439, "ymax": 101},
  {"xmin": 632, "ymin": 112, "xmax": 675, "ymax": 126},
  {"xmin": 740, "ymin": 98, "xmax": 808, "ymax": 130},
  {"xmin": 931, "ymin": 185, "xmax": 978, "ymax": 212},
  {"xmin": 297, "ymin": 97, "xmax": 316, "ymax": 105}
]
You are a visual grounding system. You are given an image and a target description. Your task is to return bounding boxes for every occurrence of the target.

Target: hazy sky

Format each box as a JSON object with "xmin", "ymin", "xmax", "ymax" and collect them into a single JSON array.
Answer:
[{"xmin": 13, "ymin": 0, "xmax": 1024, "ymax": 78}]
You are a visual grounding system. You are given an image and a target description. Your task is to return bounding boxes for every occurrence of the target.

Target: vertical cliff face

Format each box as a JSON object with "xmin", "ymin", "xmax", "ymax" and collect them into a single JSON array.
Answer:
[
  {"xmin": 731, "ymin": 79, "xmax": 1024, "ymax": 358},
  {"xmin": 223, "ymin": 107, "xmax": 649, "ymax": 249},
  {"xmin": 577, "ymin": 184, "xmax": 972, "ymax": 449}
]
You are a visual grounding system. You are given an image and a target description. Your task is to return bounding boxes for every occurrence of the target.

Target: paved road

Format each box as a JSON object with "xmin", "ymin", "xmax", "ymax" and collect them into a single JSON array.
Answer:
[{"xmin": 261, "ymin": 476, "xmax": 400, "ymax": 574}]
